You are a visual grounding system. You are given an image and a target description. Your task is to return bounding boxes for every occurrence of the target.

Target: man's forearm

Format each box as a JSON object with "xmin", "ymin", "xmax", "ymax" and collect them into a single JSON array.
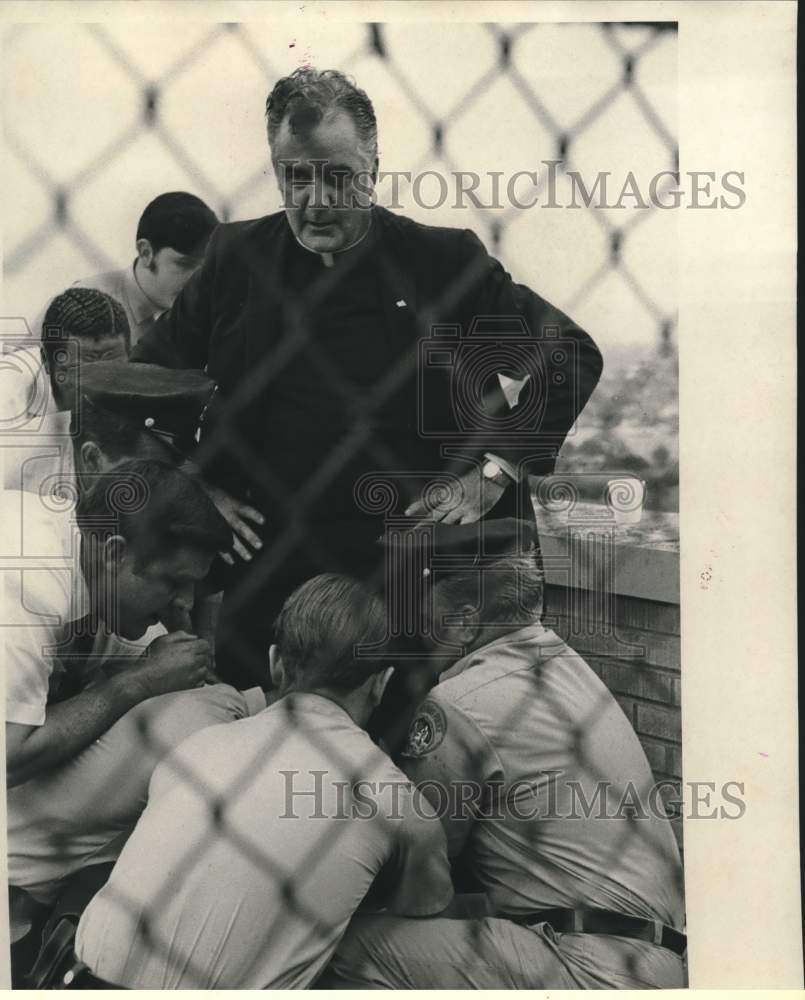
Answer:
[{"xmin": 6, "ymin": 673, "xmax": 145, "ymax": 787}]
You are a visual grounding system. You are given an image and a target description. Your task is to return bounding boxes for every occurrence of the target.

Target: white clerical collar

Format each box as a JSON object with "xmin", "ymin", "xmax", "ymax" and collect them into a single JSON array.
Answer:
[{"xmin": 293, "ymin": 212, "xmax": 374, "ymax": 268}]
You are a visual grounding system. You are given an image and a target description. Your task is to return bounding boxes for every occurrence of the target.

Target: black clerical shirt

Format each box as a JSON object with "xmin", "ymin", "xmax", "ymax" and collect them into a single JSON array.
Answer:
[{"xmin": 262, "ymin": 227, "xmax": 414, "ymax": 528}]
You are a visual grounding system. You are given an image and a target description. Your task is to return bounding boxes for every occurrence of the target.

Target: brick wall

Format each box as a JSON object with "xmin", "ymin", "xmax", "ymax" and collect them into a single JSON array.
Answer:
[{"xmin": 543, "ymin": 583, "xmax": 683, "ymax": 848}]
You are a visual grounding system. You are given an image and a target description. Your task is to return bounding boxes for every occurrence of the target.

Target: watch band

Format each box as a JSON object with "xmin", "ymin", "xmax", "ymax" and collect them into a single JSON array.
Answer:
[
  {"xmin": 482, "ymin": 459, "xmax": 514, "ymax": 488},
  {"xmin": 483, "ymin": 452, "xmax": 521, "ymax": 484}
]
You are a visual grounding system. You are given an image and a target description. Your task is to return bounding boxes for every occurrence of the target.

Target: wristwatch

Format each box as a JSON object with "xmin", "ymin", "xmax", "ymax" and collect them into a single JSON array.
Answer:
[{"xmin": 482, "ymin": 459, "xmax": 513, "ymax": 489}]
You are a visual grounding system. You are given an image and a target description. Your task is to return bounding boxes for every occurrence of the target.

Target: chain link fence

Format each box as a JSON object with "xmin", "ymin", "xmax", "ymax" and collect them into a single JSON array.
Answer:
[
  {"xmin": 3, "ymin": 19, "xmax": 684, "ymax": 990},
  {"xmin": 3, "ymin": 19, "xmax": 678, "ymax": 506}
]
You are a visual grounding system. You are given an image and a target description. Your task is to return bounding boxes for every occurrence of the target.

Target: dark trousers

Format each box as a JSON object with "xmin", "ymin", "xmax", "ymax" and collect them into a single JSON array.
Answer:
[{"xmin": 214, "ymin": 515, "xmax": 386, "ymax": 690}]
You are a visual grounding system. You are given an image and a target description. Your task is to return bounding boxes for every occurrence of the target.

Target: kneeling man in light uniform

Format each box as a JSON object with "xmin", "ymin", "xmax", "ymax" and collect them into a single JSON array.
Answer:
[
  {"xmin": 74, "ymin": 573, "xmax": 452, "ymax": 989},
  {"xmin": 328, "ymin": 518, "xmax": 686, "ymax": 990}
]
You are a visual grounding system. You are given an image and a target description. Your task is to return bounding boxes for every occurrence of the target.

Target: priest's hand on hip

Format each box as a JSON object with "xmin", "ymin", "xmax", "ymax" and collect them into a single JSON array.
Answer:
[{"xmin": 405, "ymin": 465, "xmax": 511, "ymax": 526}]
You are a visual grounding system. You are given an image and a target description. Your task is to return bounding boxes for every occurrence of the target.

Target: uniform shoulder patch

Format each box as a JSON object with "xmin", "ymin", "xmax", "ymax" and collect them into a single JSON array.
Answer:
[{"xmin": 401, "ymin": 698, "xmax": 447, "ymax": 758}]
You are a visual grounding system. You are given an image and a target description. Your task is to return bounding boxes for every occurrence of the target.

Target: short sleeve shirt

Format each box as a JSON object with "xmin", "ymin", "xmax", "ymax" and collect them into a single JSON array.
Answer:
[
  {"xmin": 7, "ymin": 683, "xmax": 265, "ymax": 904},
  {"xmin": 2, "ymin": 490, "xmax": 87, "ymax": 726},
  {"xmin": 76, "ymin": 693, "xmax": 452, "ymax": 989},
  {"xmin": 399, "ymin": 625, "xmax": 686, "ymax": 929},
  {"xmin": 0, "ymin": 346, "xmax": 75, "ymax": 497},
  {"xmin": 1, "ymin": 490, "xmax": 159, "ymax": 726}
]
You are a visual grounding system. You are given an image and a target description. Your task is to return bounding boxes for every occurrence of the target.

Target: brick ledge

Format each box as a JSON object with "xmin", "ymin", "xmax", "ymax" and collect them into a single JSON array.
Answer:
[{"xmin": 533, "ymin": 498, "xmax": 680, "ymax": 605}]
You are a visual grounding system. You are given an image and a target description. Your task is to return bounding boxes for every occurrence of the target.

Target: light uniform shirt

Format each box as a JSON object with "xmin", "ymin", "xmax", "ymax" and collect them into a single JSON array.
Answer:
[
  {"xmin": 400, "ymin": 624, "xmax": 685, "ymax": 930},
  {"xmin": 0, "ymin": 344, "xmax": 74, "ymax": 496},
  {"xmin": 0, "ymin": 343, "xmax": 51, "ymax": 423},
  {"xmin": 75, "ymin": 263, "xmax": 163, "ymax": 347},
  {"xmin": 7, "ymin": 684, "xmax": 266, "ymax": 905},
  {"xmin": 76, "ymin": 692, "xmax": 452, "ymax": 989},
  {"xmin": 1, "ymin": 490, "xmax": 160, "ymax": 728}
]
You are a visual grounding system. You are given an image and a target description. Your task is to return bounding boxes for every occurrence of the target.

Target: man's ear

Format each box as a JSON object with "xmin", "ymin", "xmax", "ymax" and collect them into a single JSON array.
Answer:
[
  {"xmin": 453, "ymin": 604, "xmax": 480, "ymax": 647},
  {"xmin": 136, "ymin": 238, "xmax": 154, "ymax": 268},
  {"xmin": 369, "ymin": 665, "xmax": 395, "ymax": 708},
  {"xmin": 371, "ymin": 155, "xmax": 379, "ymax": 185},
  {"xmin": 103, "ymin": 534, "xmax": 127, "ymax": 572},
  {"xmin": 78, "ymin": 440, "xmax": 104, "ymax": 475},
  {"xmin": 269, "ymin": 644, "xmax": 286, "ymax": 691}
]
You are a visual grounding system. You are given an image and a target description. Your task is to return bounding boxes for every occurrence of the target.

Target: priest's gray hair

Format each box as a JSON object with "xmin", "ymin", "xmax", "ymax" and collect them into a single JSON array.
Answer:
[{"xmin": 266, "ymin": 68, "xmax": 378, "ymax": 160}]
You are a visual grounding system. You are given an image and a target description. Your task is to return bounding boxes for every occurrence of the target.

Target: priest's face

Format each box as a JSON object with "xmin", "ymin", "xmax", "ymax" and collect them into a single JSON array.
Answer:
[{"xmin": 272, "ymin": 109, "xmax": 377, "ymax": 255}]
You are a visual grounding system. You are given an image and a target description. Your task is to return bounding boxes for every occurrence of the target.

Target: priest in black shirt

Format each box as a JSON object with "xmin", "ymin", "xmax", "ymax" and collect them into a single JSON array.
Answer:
[{"xmin": 132, "ymin": 68, "xmax": 603, "ymax": 688}]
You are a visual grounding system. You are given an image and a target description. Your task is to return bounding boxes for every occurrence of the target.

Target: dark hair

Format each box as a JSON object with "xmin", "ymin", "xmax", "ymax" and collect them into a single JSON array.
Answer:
[
  {"xmin": 434, "ymin": 552, "xmax": 545, "ymax": 627},
  {"xmin": 265, "ymin": 68, "xmax": 378, "ymax": 158},
  {"xmin": 274, "ymin": 574, "xmax": 390, "ymax": 694},
  {"xmin": 75, "ymin": 459, "xmax": 231, "ymax": 567},
  {"xmin": 41, "ymin": 288, "xmax": 130, "ymax": 374},
  {"xmin": 136, "ymin": 192, "xmax": 218, "ymax": 256},
  {"xmin": 71, "ymin": 400, "xmax": 145, "ymax": 462},
  {"xmin": 70, "ymin": 398, "xmax": 173, "ymax": 464}
]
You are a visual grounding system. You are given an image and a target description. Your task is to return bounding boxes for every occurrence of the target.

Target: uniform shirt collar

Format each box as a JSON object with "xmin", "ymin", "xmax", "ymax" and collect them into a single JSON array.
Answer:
[
  {"xmin": 279, "ymin": 690, "xmax": 359, "ymax": 726},
  {"xmin": 437, "ymin": 622, "xmax": 560, "ymax": 683}
]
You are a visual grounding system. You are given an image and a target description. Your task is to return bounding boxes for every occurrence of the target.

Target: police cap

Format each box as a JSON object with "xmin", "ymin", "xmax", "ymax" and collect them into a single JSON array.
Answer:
[
  {"xmin": 380, "ymin": 517, "xmax": 537, "ymax": 580},
  {"xmin": 77, "ymin": 360, "xmax": 216, "ymax": 461}
]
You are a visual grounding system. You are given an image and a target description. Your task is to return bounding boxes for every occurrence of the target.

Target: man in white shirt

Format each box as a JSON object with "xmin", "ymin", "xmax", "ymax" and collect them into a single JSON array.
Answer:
[
  {"xmin": 1, "ymin": 287, "xmax": 130, "ymax": 495},
  {"xmin": 75, "ymin": 573, "xmax": 453, "ymax": 989},
  {"xmin": 75, "ymin": 192, "xmax": 218, "ymax": 348},
  {"xmin": 3, "ymin": 460, "xmax": 231, "ymax": 788}
]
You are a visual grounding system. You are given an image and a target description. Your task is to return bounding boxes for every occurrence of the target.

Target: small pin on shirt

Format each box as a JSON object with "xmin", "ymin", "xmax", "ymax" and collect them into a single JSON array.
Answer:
[{"xmin": 396, "ymin": 299, "xmax": 407, "ymax": 308}]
